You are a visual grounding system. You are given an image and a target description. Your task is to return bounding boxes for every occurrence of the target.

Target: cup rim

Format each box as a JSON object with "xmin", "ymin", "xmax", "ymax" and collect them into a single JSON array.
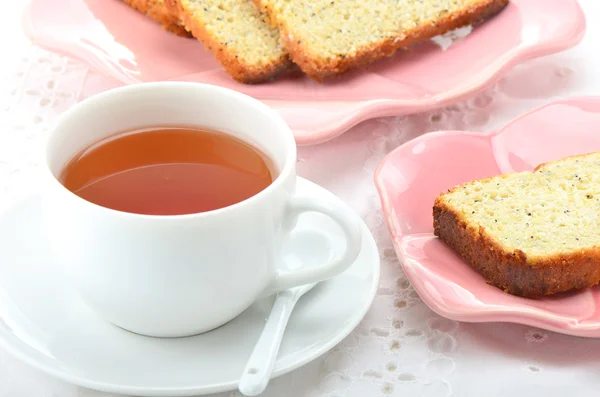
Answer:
[{"xmin": 43, "ymin": 82, "xmax": 297, "ymax": 220}]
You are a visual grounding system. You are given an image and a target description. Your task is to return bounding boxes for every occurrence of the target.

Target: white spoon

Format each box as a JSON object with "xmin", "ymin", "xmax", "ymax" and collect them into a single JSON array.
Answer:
[{"xmin": 238, "ymin": 282, "xmax": 317, "ymax": 396}]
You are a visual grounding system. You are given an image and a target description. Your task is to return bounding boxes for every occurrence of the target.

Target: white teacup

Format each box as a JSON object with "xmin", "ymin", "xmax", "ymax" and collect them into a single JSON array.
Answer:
[{"xmin": 40, "ymin": 82, "xmax": 362, "ymax": 338}]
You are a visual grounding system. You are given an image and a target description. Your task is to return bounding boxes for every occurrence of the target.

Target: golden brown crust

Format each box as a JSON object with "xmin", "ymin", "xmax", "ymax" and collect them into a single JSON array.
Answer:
[
  {"xmin": 433, "ymin": 196, "xmax": 600, "ymax": 299},
  {"xmin": 256, "ymin": 0, "xmax": 509, "ymax": 82},
  {"xmin": 122, "ymin": 0, "xmax": 191, "ymax": 37},
  {"xmin": 533, "ymin": 151, "xmax": 598, "ymax": 173},
  {"xmin": 165, "ymin": 0, "xmax": 292, "ymax": 84}
]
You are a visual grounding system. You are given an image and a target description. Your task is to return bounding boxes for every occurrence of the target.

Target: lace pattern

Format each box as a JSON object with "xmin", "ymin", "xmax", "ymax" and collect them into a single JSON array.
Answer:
[{"xmin": 1, "ymin": 7, "xmax": 600, "ymax": 395}]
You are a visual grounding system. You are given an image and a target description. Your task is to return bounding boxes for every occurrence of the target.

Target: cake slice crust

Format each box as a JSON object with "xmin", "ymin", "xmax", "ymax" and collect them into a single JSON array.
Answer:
[
  {"xmin": 166, "ymin": 0, "xmax": 292, "ymax": 83},
  {"xmin": 255, "ymin": 0, "xmax": 509, "ymax": 81},
  {"xmin": 123, "ymin": 0, "xmax": 191, "ymax": 37},
  {"xmin": 434, "ymin": 152, "xmax": 600, "ymax": 298}
]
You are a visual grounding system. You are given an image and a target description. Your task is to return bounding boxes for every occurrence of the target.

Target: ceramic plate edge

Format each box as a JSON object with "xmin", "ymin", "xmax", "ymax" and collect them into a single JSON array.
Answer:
[
  {"xmin": 20, "ymin": 1, "xmax": 587, "ymax": 146},
  {"xmin": 372, "ymin": 95, "xmax": 600, "ymax": 337}
]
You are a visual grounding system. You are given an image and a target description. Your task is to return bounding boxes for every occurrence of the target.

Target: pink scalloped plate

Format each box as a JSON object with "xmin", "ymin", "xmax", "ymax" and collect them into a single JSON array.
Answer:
[
  {"xmin": 23, "ymin": 0, "xmax": 585, "ymax": 145},
  {"xmin": 374, "ymin": 97, "xmax": 600, "ymax": 338}
]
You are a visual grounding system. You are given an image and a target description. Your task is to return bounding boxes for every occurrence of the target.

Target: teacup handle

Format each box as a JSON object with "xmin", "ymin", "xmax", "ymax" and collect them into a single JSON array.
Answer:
[{"xmin": 262, "ymin": 194, "xmax": 363, "ymax": 296}]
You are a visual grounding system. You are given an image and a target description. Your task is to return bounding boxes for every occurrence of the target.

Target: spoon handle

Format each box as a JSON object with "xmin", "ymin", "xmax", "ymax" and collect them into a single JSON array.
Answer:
[{"xmin": 238, "ymin": 290, "xmax": 297, "ymax": 396}]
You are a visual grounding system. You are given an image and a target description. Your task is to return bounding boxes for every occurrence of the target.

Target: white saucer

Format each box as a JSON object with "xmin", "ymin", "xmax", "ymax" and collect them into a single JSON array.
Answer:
[{"xmin": 0, "ymin": 177, "xmax": 380, "ymax": 396}]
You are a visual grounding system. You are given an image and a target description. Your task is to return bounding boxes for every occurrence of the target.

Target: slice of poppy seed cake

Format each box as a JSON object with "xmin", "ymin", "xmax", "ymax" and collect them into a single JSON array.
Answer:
[
  {"xmin": 254, "ymin": 0, "xmax": 509, "ymax": 81},
  {"xmin": 433, "ymin": 152, "xmax": 600, "ymax": 298},
  {"xmin": 123, "ymin": 0, "xmax": 191, "ymax": 37},
  {"xmin": 166, "ymin": 0, "xmax": 292, "ymax": 83}
]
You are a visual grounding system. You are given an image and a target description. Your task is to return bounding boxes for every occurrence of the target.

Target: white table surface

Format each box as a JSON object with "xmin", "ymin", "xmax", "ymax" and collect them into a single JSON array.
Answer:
[{"xmin": 2, "ymin": 1, "xmax": 600, "ymax": 396}]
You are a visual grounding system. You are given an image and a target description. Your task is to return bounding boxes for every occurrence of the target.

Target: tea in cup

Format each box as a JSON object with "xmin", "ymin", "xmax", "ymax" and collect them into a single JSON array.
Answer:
[{"xmin": 41, "ymin": 82, "xmax": 362, "ymax": 338}]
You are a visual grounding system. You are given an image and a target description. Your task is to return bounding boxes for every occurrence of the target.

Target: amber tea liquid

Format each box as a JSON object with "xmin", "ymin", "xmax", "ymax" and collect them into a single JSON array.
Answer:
[{"xmin": 60, "ymin": 127, "xmax": 274, "ymax": 215}]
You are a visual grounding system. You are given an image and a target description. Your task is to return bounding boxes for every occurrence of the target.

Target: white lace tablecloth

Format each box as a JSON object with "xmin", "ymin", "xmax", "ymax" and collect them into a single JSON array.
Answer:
[{"xmin": 3, "ymin": 1, "xmax": 600, "ymax": 396}]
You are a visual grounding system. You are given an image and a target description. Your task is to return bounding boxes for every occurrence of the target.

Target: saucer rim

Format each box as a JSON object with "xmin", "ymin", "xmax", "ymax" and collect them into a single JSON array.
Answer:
[{"xmin": 0, "ymin": 176, "xmax": 380, "ymax": 396}]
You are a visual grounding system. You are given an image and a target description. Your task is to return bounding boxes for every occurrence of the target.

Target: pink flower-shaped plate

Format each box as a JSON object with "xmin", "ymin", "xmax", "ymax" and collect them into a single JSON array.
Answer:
[
  {"xmin": 23, "ymin": 0, "xmax": 585, "ymax": 145},
  {"xmin": 375, "ymin": 97, "xmax": 600, "ymax": 338}
]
